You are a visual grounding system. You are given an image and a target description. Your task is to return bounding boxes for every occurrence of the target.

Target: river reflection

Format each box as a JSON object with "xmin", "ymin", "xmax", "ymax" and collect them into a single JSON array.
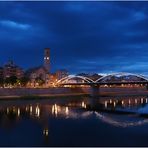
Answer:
[
  {"xmin": 1, "ymin": 96, "xmax": 148, "ymax": 124},
  {"xmin": 0, "ymin": 96, "xmax": 148, "ymax": 146},
  {"xmin": 1, "ymin": 96, "xmax": 148, "ymax": 126}
]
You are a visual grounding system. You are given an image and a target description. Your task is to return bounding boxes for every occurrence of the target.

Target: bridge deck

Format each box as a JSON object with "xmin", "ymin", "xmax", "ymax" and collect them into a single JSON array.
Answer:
[{"xmin": 58, "ymin": 81, "xmax": 148, "ymax": 86}]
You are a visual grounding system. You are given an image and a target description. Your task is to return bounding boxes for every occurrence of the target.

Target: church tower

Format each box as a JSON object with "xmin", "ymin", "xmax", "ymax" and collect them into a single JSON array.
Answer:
[{"xmin": 44, "ymin": 48, "xmax": 50, "ymax": 73}]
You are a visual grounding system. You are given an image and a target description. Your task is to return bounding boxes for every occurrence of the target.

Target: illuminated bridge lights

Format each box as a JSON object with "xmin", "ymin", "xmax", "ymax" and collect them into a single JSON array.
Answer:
[{"xmin": 56, "ymin": 73, "xmax": 148, "ymax": 90}]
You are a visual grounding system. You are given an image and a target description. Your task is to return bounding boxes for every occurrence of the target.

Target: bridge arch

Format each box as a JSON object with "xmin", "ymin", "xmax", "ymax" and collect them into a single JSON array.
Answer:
[
  {"xmin": 56, "ymin": 75, "xmax": 94, "ymax": 85},
  {"xmin": 95, "ymin": 72, "xmax": 148, "ymax": 83}
]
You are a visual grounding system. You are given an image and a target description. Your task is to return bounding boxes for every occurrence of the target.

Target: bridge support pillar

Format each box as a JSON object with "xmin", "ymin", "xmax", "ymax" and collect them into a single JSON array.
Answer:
[{"xmin": 90, "ymin": 85, "xmax": 100, "ymax": 97}]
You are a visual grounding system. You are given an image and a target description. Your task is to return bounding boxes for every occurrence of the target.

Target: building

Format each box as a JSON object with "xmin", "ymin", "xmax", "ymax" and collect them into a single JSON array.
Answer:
[
  {"xmin": 44, "ymin": 48, "xmax": 50, "ymax": 73},
  {"xmin": 25, "ymin": 48, "xmax": 69, "ymax": 87},
  {"xmin": 26, "ymin": 66, "xmax": 49, "ymax": 87},
  {"xmin": 56, "ymin": 69, "xmax": 69, "ymax": 80},
  {"xmin": 0, "ymin": 67, "xmax": 3, "ymax": 78},
  {"xmin": 49, "ymin": 73, "xmax": 57, "ymax": 86},
  {"xmin": 26, "ymin": 48, "xmax": 50, "ymax": 87},
  {"xmin": 3, "ymin": 60, "xmax": 24, "ymax": 79}
]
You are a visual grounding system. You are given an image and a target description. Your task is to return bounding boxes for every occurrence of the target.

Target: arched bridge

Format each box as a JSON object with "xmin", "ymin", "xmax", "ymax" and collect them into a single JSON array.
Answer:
[
  {"xmin": 56, "ymin": 72, "xmax": 148, "ymax": 96},
  {"xmin": 56, "ymin": 72, "xmax": 148, "ymax": 86},
  {"xmin": 56, "ymin": 75, "xmax": 95, "ymax": 85}
]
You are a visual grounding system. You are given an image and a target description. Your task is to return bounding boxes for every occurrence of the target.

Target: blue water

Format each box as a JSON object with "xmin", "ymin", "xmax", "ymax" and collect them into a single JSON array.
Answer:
[{"xmin": 0, "ymin": 96, "xmax": 148, "ymax": 146}]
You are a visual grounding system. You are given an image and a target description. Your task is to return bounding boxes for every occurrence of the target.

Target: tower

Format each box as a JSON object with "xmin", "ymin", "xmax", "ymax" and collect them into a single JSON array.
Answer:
[{"xmin": 44, "ymin": 48, "xmax": 50, "ymax": 73}]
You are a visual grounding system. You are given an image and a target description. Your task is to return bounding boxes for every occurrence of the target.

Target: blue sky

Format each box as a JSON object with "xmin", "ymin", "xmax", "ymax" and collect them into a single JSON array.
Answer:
[{"xmin": 0, "ymin": 1, "xmax": 148, "ymax": 75}]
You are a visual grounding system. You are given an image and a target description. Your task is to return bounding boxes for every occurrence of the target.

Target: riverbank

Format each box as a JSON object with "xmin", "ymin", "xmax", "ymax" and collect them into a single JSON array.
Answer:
[
  {"xmin": 0, "ymin": 93, "xmax": 89, "ymax": 100},
  {"xmin": 0, "ymin": 87, "xmax": 148, "ymax": 100},
  {"xmin": 0, "ymin": 87, "xmax": 88, "ymax": 98}
]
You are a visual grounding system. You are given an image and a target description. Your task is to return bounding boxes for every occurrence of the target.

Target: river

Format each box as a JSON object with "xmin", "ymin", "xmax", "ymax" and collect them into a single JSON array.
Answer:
[{"xmin": 0, "ymin": 96, "xmax": 148, "ymax": 146}]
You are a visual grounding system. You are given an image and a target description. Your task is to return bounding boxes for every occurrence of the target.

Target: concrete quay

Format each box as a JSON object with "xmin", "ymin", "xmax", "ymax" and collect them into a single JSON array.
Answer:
[{"xmin": 0, "ymin": 87, "xmax": 147, "ymax": 99}]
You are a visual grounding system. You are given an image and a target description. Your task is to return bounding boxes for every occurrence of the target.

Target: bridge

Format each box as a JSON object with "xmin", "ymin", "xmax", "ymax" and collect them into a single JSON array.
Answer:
[{"xmin": 56, "ymin": 72, "xmax": 148, "ymax": 96}]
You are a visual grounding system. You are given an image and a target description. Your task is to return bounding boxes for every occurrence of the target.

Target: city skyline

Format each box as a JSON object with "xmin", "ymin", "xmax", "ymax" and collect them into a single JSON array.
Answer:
[{"xmin": 0, "ymin": 1, "xmax": 148, "ymax": 75}]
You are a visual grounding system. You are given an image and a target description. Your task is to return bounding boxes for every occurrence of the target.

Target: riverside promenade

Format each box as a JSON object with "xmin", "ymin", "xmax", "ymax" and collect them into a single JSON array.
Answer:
[
  {"xmin": 0, "ymin": 87, "xmax": 89, "ymax": 99},
  {"xmin": 0, "ymin": 87, "xmax": 148, "ymax": 99}
]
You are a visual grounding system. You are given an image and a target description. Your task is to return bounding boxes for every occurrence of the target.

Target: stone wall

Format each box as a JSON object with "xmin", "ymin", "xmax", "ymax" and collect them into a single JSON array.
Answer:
[
  {"xmin": 0, "ymin": 87, "xmax": 147, "ymax": 97},
  {"xmin": 0, "ymin": 87, "xmax": 89, "ymax": 96}
]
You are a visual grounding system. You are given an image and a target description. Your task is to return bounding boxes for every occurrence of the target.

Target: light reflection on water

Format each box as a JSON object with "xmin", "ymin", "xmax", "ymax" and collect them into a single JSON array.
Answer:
[
  {"xmin": 0, "ymin": 96, "xmax": 148, "ymax": 146},
  {"xmin": 1, "ymin": 96, "xmax": 148, "ymax": 126}
]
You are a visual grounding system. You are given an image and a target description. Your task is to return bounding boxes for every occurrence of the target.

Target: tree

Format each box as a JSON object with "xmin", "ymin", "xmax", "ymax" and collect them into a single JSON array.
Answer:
[
  {"xmin": 35, "ymin": 77, "xmax": 45, "ymax": 86},
  {"xmin": 4, "ymin": 76, "xmax": 17, "ymax": 86},
  {"xmin": 0, "ymin": 77, "xmax": 4, "ymax": 87},
  {"xmin": 9, "ymin": 76, "xmax": 17, "ymax": 85},
  {"xmin": 20, "ymin": 76, "xmax": 30, "ymax": 87}
]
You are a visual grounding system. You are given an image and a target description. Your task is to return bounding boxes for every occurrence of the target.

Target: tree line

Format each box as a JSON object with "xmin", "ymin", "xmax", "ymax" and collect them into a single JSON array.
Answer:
[{"xmin": 0, "ymin": 76, "xmax": 45, "ymax": 88}]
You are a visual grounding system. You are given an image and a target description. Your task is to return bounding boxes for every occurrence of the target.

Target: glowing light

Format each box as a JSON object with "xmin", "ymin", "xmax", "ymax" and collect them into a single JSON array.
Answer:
[
  {"xmin": 26, "ymin": 106, "xmax": 28, "ymax": 111},
  {"xmin": 65, "ymin": 107, "xmax": 69, "ymax": 115},
  {"xmin": 43, "ymin": 128, "xmax": 48, "ymax": 136},
  {"xmin": 35, "ymin": 105, "xmax": 40, "ymax": 117},
  {"xmin": 121, "ymin": 100, "xmax": 124, "ymax": 105},
  {"xmin": 110, "ymin": 99, "xmax": 112, "ymax": 104},
  {"xmin": 82, "ymin": 102, "xmax": 85, "ymax": 107},
  {"xmin": 113, "ymin": 102, "xmax": 116, "ymax": 107},
  {"xmin": 7, "ymin": 108, "xmax": 9, "ymax": 114},
  {"xmin": 30, "ymin": 106, "xmax": 32, "ymax": 115},
  {"xmin": 54, "ymin": 104, "xmax": 58, "ymax": 116},
  {"xmin": 128, "ymin": 99, "xmax": 131, "ymax": 105},
  {"xmin": 135, "ymin": 99, "xmax": 137, "ymax": 104},
  {"xmin": 52, "ymin": 105, "xmax": 54, "ymax": 115},
  {"xmin": 13, "ymin": 107, "xmax": 16, "ymax": 112},
  {"xmin": 141, "ymin": 98, "xmax": 143, "ymax": 104},
  {"xmin": 105, "ymin": 101, "xmax": 108, "ymax": 108},
  {"xmin": 17, "ymin": 108, "xmax": 20, "ymax": 117},
  {"xmin": 146, "ymin": 98, "xmax": 148, "ymax": 103},
  {"xmin": 81, "ymin": 102, "xmax": 86, "ymax": 108}
]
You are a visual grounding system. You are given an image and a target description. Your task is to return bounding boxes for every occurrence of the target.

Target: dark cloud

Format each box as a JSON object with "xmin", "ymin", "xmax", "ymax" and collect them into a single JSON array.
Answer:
[{"xmin": 0, "ymin": 1, "xmax": 148, "ymax": 75}]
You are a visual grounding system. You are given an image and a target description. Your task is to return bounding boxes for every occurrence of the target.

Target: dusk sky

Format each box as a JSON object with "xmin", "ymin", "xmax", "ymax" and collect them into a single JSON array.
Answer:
[{"xmin": 0, "ymin": 1, "xmax": 148, "ymax": 75}]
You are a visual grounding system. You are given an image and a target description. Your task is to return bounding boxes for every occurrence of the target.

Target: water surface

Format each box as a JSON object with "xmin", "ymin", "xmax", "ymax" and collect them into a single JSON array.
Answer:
[{"xmin": 0, "ymin": 96, "xmax": 148, "ymax": 146}]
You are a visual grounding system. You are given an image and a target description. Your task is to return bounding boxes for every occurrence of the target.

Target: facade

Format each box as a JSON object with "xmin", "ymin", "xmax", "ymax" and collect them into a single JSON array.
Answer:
[
  {"xmin": 56, "ymin": 69, "xmax": 69, "ymax": 80},
  {"xmin": 44, "ymin": 48, "xmax": 50, "ymax": 73},
  {"xmin": 0, "ymin": 67, "xmax": 3, "ymax": 78},
  {"xmin": 3, "ymin": 60, "xmax": 24, "ymax": 79},
  {"xmin": 49, "ymin": 73, "xmax": 57, "ymax": 86},
  {"xmin": 26, "ymin": 48, "xmax": 51, "ymax": 87},
  {"xmin": 26, "ymin": 66, "xmax": 49, "ymax": 87},
  {"xmin": 0, "ymin": 48, "xmax": 69, "ymax": 87}
]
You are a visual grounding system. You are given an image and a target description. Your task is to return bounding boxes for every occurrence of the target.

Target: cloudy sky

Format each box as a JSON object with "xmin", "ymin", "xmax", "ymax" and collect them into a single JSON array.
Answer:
[{"xmin": 0, "ymin": 1, "xmax": 148, "ymax": 75}]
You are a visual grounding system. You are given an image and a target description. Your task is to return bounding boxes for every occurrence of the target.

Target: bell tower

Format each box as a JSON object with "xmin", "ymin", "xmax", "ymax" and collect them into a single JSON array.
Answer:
[{"xmin": 44, "ymin": 48, "xmax": 50, "ymax": 73}]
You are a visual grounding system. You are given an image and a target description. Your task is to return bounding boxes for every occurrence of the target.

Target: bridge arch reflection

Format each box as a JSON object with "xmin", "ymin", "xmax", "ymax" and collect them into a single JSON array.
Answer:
[
  {"xmin": 95, "ymin": 112, "xmax": 148, "ymax": 128},
  {"xmin": 2, "ymin": 98, "xmax": 148, "ymax": 129}
]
